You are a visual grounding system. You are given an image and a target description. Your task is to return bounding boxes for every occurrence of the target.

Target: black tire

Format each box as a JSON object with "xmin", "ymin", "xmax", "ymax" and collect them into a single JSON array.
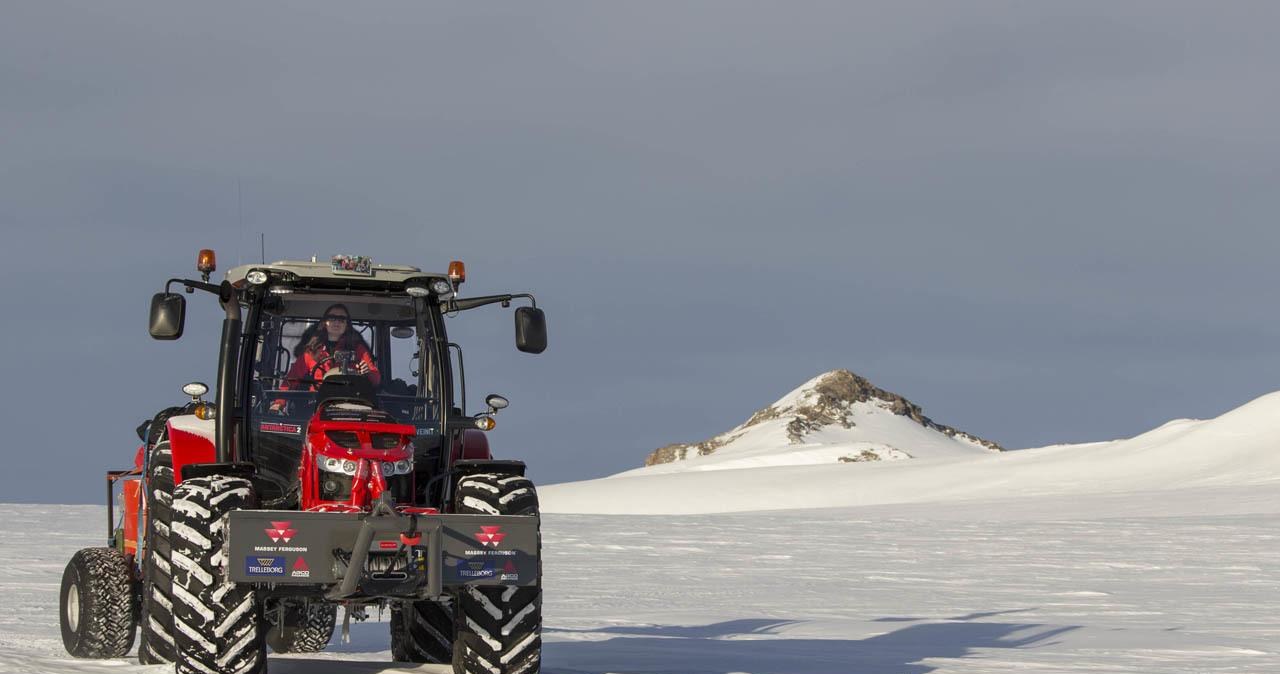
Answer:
[
  {"xmin": 390, "ymin": 597, "xmax": 454, "ymax": 663},
  {"xmin": 139, "ymin": 438, "xmax": 176, "ymax": 664},
  {"xmin": 266, "ymin": 600, "xmax": 337, "ymax": 653},
  {"xmin": 451, "ymin": 473, "xmax": 542, "ymax": 674},
  {"xmin": 59, "ymin": 547, "xmax": 137, "ymax": 658},
  {"xmin": 170, "ymin": 475, "xmax": 266, "ymax": 674}
]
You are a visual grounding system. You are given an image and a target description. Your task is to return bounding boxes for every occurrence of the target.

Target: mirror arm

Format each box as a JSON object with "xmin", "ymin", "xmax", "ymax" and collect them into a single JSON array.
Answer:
[
  {"xmin": 165, "ymin": 277, "xmax": 221, "ymax": 296},
  {"xmin": 446, "ymin": 292, "xmax": 537, "ymax": 312}
]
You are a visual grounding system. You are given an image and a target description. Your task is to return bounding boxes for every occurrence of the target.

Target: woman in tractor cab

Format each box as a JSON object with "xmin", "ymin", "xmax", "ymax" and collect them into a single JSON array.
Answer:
[{"xmin": 270, "ymin": 303, "xmax": 380, "ymax": 412}]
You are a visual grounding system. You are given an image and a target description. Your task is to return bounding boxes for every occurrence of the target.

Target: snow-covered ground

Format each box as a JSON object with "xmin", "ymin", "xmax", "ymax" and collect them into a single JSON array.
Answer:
[
  {"xmin": 7, "ymin": 390, "xmax": 1280, "ymax": 672},
  {"xmin": 6, "ymin": 485, "xmax": 1279, "ymax": 673}
]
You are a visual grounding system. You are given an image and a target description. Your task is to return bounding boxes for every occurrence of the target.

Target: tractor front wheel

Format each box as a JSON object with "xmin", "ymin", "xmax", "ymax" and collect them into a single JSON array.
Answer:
[
  {"xmin": 451, "ymin": 473, "xmax": 542, "ymax": 674},
  {"xmin": 169, "ymin": 475, "xmax": 266, "ymax": 674},
  {"xmin": 139, "ymin": 437, "xmax": 177, "ymax": 664}
]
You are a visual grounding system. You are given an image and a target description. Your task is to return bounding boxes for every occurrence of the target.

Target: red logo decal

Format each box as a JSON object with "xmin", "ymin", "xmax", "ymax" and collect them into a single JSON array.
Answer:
[
  {"xmin": 475, "ymin": 525, "xmax": 506, "ymax": 548},
  {"xmin": 503, "ymin": 559, "xmax": 517, "ymax": 572},
  {"xmin": 259, "ymin": 422, "xmax": 301, "ymax": 434},
  {"xmin": 378, "ymin": 541, "xmax": 398, "ymax": 550},
  {"xmin": 265, "ymin": 521, "xmax": 296, "ymax": 543},
  {"xmin": 293, "ymin": 557, "xmax": 309, "ymax": 571}
]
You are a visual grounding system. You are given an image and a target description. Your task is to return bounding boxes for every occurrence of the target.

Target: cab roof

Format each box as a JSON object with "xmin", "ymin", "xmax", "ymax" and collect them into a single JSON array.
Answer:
[{"xmin": 224, "ymin": 259, "xmax": 449, "ymax": 289}]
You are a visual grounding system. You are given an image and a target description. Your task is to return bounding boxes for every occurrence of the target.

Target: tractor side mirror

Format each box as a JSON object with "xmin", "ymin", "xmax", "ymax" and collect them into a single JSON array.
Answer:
[
  {"xmin": 515, "ymin": 306, "xmax": 547, "ymax": 354},
  {"xmin": 149, "ymin": 292, "xmax": 186, "ymax": 340}
]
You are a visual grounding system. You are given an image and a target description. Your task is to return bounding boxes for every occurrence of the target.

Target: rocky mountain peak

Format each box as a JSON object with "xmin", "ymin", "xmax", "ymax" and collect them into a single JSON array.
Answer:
[{"xmin": 645, "ymin": 369, "xmax": 1003, "ymax": 466}]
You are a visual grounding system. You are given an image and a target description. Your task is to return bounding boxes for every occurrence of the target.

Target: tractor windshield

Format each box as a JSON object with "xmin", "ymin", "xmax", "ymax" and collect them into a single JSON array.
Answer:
[
  {"xmin": 243, "ymin": 294, "xmax": 445, "ymax": 506},
  {"xmin": 249, "ymin": 295, "xmax": 439, "ymax": 422}
]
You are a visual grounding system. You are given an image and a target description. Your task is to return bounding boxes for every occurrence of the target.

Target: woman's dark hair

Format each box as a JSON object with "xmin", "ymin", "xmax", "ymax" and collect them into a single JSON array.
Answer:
[{"xmin": 294, "ymin": 303, "xmax": 371, "ymax": 357}]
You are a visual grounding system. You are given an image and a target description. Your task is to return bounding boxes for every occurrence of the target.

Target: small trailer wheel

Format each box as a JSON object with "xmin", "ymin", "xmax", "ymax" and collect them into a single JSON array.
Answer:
[{"xmin": 59, "ymin": 547, "xmax": 137, "ymax": 658}]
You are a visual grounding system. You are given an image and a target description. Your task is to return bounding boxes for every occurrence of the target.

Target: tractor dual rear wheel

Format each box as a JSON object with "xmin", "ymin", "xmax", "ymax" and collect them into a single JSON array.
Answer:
[
  {"xmin": 59, "ymin": 547, "xmax": 137, "ymax": 658},
  {"xmin": 266, "ymin": 599, "xmax": 337, "ymax": 654},
  {"xmin": 390, "ymin": 597, "xmax": 454, "ymax": 664}
]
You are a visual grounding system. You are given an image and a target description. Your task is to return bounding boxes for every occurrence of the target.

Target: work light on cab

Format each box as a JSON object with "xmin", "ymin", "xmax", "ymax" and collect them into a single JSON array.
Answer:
[
  {"xmin": 404, "ymin": 279, "xmax": 430, "ymax": 297},
  {"xmin": 430, "ymin": 278, "xmax": 453, "ymax": 297}
]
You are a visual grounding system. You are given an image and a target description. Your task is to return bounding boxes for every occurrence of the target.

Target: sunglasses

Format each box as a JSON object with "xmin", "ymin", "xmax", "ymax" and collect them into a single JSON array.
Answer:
[{"xmin": 323, "ymin": 314, "xmax": 349, "ymax": 322}]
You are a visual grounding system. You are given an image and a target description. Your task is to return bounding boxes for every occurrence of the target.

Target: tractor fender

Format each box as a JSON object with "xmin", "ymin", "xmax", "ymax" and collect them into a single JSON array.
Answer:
[
  {"xmin": 450, "ymin": 429, "xmax": 492, "ymax": 463},
  {"xmin": 166, "ymin": 414, "xmax": 216, "ymax": 486}
]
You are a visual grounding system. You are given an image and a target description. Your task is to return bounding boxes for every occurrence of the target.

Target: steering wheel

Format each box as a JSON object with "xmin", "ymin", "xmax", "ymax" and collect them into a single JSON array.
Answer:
[{"xmin": 309, "ymin": 355, "xmax": 334, "ymax": 381}]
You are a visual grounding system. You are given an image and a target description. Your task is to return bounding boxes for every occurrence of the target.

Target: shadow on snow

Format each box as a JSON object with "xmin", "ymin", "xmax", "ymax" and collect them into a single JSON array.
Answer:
[
  {"xmin": 543, "ymin": 614, "xmax": 1077, "ymax": 674},
  {"xmin": 265, "ymin": 612, "xmax": 1077, "ymax": 674}
]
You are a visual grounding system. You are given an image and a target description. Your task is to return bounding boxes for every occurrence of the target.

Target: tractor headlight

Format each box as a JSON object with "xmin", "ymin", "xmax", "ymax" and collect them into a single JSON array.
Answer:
[
  {"xmin": 394, "ymin": 459, "xmax": 412, "ymax": 475},
  {"xmin": 380, "ymin": 461, "xmax": 395, "ymax": 477},
  {"xmin": 316, "ymin": 456, "xmax": 359, "ymax": 476},
  {"xmin": 246, "ymin": 269, "xmax": 269, "ymax": 285}
]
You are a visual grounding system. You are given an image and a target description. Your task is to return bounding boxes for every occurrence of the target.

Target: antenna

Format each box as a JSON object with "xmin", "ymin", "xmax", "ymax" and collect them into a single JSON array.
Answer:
[
  {"xmin": 237, "ymin": 178, "xmax": 243, "ymax": 266},
  {"xmin": 260, "ymin": 233, "xmax": 266, "ymax": 264}
]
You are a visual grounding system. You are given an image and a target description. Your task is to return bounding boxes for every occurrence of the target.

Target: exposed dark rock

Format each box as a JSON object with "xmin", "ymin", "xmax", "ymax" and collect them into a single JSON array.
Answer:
[{"xmin": 838, "ymin": 449, "xmax": 883, "ymax": 463}]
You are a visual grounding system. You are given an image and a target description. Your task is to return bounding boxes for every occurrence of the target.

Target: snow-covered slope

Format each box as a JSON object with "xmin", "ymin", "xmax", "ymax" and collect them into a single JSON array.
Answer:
[
  {"xmin": 635, "ymin": 370, "xmax": 1001, "ymax": 475},
  {"xmin": 543, "ymin": 390, "xmax": 1280, "ymax": 515}
]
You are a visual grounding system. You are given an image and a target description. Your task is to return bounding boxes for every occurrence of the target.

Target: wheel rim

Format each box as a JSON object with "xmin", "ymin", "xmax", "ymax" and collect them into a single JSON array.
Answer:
[{"xmin": 66, "ymin": 583, "xmax": 81, "ymax": 632}]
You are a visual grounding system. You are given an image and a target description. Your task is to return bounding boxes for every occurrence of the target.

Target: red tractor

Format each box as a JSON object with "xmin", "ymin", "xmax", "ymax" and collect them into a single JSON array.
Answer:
[{"xmin": 58, "ymin": 251, "xmax": 548, "ymax": 674}]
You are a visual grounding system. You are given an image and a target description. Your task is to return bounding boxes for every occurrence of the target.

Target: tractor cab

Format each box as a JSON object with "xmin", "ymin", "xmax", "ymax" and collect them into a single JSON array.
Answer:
[{"xmin": 144, "ymin": 252, "xmax": 547, "ymax": 510}]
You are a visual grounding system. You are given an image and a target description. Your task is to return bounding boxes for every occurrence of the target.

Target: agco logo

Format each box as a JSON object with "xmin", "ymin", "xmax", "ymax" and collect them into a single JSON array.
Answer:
[
  {"xmin": 265, "ymin": 521, "xmax": 297, "ymax": 543},
  {"xmin": 475, "ymin": 525, "xmax": 506, "ymax": 548}
]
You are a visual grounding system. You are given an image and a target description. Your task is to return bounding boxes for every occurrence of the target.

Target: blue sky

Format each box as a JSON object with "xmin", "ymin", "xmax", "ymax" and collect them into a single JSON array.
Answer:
[{"xmin": 4, "ymin": 2, "xmax": 1280, "ymax": 502}]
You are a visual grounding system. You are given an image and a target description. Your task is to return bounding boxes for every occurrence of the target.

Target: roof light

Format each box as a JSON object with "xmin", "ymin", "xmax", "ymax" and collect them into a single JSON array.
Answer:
[
  {"xmin": 182, "ymin": 382, "xmax": 209, "ymax": 399},
  {"xmin": 246, "ymin": 269, "xmax": 268, "ymax": 285},
  {"xmin": 448, "ymin": 260, "xmax": 466, "ymax": 284},
  {"xmin": 404, "ymin": 279, "xmax": 430, "ymax": 297},
  {"xmin": 197, "ymin": 249, "xmax": 217, "ymax": 274},
  {"xmin": 430, "ymin": 279, "xmax": 454, "ymax": 297}
]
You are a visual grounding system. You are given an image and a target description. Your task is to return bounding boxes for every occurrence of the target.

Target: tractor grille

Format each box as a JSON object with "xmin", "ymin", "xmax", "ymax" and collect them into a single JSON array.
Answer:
[
  {"xmin": 371, "ymin": 433, "xmax": 403, "ymax": 450},
  {"xmin": 326, "ymin": 431, "xmax": 361, "ymax": 449},
  {"xmin": 387, "ymin": 474, "xmax": 413, "ymax": 503}
]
